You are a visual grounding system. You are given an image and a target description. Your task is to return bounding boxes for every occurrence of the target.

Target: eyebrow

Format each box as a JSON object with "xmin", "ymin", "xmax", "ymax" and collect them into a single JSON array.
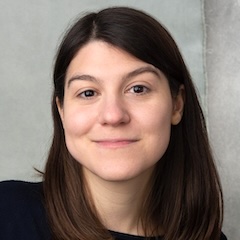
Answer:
[{"xmin": 67, "ymin": 65, "xmax": 161, "ymax": 88}]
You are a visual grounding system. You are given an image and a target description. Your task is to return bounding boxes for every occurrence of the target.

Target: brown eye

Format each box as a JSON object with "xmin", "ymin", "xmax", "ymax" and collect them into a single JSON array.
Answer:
[
  {"xmin": 133, "ymin": 85, "xmax": 145, "ymax": 93},
  {"xmin": 79, "ymin": 90, "xmax": 96, "ymax": 98},
  {"xmin": 128, "ymin": 85, "xmax": 149, "ymax": 95}
]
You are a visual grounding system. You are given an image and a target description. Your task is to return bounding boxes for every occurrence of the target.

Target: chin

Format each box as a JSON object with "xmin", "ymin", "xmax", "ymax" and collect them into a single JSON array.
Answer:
[{"xmin": 95, "ymin": 167, "xmax": 154, "ymax": 183}]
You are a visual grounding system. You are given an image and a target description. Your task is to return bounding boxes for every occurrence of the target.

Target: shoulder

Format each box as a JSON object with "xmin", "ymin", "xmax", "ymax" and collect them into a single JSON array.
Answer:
[
  {"xmin": 220, "ymin": 232, "xmax": 228, "ymax": 240},
  {"xmin": 0, "ymin": 180, "xmax": 43, "ymax": 200},
  {"xmin": 0, "ymin": 180, "xmax": 51, "ymax": 240},
  {"xmin": 0, "ymin": 180, "xmax": 44, "ymax": 215}
]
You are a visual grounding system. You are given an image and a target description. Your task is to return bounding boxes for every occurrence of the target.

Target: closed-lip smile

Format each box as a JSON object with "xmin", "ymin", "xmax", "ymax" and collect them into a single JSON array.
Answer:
[{"xmin": 92, "ymin": 139, "xmax": 139, "ymax": 148}]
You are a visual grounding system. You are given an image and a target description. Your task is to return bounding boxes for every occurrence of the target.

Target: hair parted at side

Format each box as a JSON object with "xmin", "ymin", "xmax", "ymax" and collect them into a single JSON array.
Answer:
[{"xmin": 44, "ymin": 6, "xmax": 223, "ymax": 240}]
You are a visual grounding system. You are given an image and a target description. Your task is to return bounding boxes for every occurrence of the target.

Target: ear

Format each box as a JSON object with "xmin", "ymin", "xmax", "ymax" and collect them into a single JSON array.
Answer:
[
  {"xmin": 56, "ymin": 97, "xmax": 64, "ymax": 125},
  {"xmin": 171, "ymin": 85, "xmax": 185, "ymax": 125}
]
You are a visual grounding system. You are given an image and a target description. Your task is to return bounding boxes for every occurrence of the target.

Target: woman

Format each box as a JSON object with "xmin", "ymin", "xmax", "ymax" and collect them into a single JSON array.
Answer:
[{"xmin": 0, "ymin": 7, "xmax": 227, "ymax": 240}]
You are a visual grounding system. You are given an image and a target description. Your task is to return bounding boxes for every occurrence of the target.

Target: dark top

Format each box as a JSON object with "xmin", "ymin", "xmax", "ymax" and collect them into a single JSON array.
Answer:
[{"xmin": 0, "ymin": 181, "xmax": 227, "ymax": 240}]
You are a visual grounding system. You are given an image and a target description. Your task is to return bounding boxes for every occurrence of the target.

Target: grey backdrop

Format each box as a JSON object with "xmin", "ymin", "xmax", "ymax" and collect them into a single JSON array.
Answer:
[
  {"xmin": 0, "ymin": 0, "xmax": 239, "ymax": 239},
  {"xmin": 205, "ymin": 1, "xmax": 240, "ymax": 239}
]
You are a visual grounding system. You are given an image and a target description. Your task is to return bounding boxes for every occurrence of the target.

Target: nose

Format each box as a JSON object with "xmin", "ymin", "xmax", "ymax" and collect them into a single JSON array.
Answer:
[{"xmin": 98, "ymin": 96, "xmax": 130, "ymax": 126}]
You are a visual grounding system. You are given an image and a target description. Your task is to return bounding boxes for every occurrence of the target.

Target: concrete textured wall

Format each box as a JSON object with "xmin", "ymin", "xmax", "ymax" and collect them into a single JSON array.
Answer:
[
  {"xmin": 205, "ymin": 0, "xmax": 240, "ymax": 239},
  {"xmin": 0, "ymin": 0, "xmax": 239, "ymax": 239}
]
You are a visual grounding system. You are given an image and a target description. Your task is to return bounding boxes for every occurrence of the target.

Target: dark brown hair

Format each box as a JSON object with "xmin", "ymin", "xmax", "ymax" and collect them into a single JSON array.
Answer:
[{"xmin": 44, "ymin": 7, "xmax": 223, "ymax": 240}]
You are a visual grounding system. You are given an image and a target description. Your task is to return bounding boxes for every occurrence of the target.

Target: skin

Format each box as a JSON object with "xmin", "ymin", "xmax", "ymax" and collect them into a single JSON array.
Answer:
[{"xmin": 57, "ymin": 40, "xmax": 184, "ymax": 234}]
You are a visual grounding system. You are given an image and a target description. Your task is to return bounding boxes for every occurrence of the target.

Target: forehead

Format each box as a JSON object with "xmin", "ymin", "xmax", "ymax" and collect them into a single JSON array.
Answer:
[
  {"xmin": 66, "ymin": 41, "xmax": 147, "ymax": 76},
  {"xmin": 65, "ymin": 41, "xmax": 166, "ymax": 88}
]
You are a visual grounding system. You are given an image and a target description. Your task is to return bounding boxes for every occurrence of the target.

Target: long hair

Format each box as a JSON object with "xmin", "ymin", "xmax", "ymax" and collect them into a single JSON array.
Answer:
[{"xmin": 44, "ymin": 7, "xmax": 223, "ymax": 240}]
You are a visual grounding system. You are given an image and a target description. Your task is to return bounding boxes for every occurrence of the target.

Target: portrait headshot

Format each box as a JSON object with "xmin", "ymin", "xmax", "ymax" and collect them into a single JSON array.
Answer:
[{"xmin": 0, "ymin": 1, "xmax": 239, "ymax": 239}]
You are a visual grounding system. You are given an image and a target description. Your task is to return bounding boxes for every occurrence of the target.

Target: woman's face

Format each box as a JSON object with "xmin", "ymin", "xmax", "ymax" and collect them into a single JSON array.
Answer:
[{"xmin": 57, "ymin": 41, "xmax": 183, "ymax": 183}]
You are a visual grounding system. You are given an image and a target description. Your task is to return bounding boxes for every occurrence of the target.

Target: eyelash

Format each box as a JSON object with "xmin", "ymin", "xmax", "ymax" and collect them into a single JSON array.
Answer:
[
  {"xmin": 78, "ymin": 89, "xmax": 97, "ymax": 99},
  {"xmin": 127, "ymin": 85, "xmax": 150, "ymax": 95},
  {"xmin": 77, "ymin": 84, "xmax": 150, "ymax": 99}
]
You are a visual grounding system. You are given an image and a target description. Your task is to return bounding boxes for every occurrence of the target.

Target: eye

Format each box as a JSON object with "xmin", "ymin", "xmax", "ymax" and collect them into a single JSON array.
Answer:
[
  {"xmin": 78, "ymin": 89, "xmax": 97, "ymax": 99},
  {"xmin": 128, "ymin": 85, "xmax": 149, "ymax": 95}
]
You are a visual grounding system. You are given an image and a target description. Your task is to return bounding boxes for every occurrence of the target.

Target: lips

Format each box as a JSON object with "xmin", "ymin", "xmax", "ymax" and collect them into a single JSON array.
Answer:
[{"xmin": 92, "ymin": 139, "xmax": 139, "ymax": 148}]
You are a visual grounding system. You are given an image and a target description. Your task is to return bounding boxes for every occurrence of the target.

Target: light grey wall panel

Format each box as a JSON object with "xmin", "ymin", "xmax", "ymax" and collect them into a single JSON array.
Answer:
[
  {"xmin": 0, "ymin": 0, "xmax": 205, "ymax": 181},
  {"xmin": 205, "ymin": 0, "xmax": 240, "ymax": 239}
]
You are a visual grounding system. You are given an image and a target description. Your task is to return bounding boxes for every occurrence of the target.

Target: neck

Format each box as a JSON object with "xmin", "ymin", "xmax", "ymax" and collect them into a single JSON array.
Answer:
[{"xmin": 83, "ymin": 169, "xmax": 153, "ymax": 235}]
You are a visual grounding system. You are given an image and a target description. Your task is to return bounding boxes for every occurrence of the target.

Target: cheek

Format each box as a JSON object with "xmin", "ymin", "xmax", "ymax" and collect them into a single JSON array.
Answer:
[
  {"xmin": 142, "ymin": 100, "xmax": 173, "ymax": 132},
  {"xmin": 62, "ymin": 107, "xmax": 95, "ymax": 160},
  {"xmin": 141, "ymin": 102, "xmax": 173, "ymax": 152},
  {"xmin": 62, "ymin": 107, "xmax": 93, "ymax": 137}
]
